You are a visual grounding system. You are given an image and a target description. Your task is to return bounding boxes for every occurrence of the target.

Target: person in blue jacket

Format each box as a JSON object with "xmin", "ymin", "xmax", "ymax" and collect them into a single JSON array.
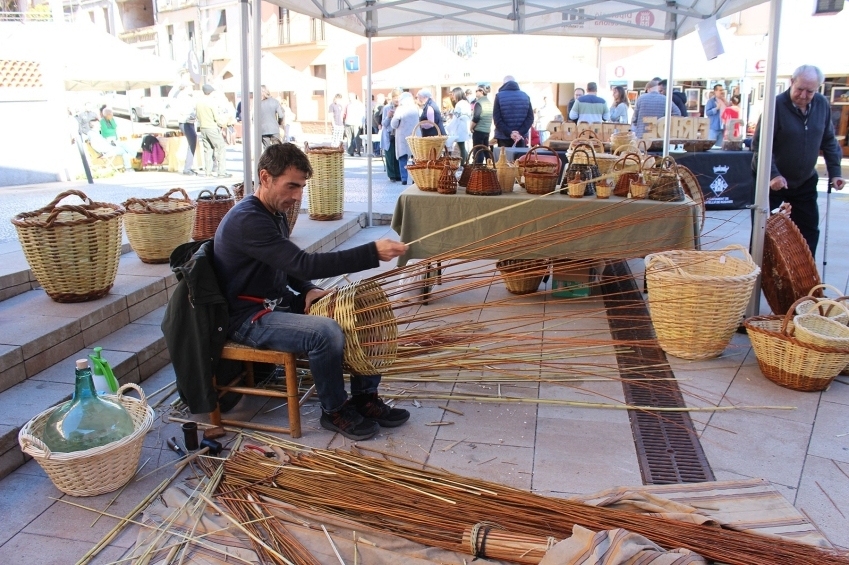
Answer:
[
  {"xmin": 492, "ymin": 75, "xmax": 534, "ymax": 147},
  {"xmin": 704, "ymin": 83, "xmax": 728, "ymax": 146}
]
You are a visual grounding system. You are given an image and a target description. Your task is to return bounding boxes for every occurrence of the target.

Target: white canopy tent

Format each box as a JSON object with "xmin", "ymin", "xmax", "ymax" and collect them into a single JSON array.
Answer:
[
  {"xmin": 364, "ymin": 42, "xmax": 471, "ymax": 90},
  {"xmin": 218, "ymin": 53, "xmax": 325, "ymax": 93}
]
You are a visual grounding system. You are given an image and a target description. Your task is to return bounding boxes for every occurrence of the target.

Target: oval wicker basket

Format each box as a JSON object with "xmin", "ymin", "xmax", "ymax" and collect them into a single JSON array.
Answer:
[
  {"xmin": 305, "ymin": 142, "xmax": 345, "ymax": 221},
  {"xmin": 744, "ymin": 298, "xmax": 849, "ymax": 392},
  {"xmin": 18, "ymin": 383, "xmax": 154, "ymax": 496},
  {"xmin": 762, "ymin": 207, "xmax": 821, "ymax": 316},
  {"xmin": 793, "ymin": 299, "xmax": 849, "ymax": 349},
  {"xmin": 496, "ymin": 260, "xmax": 547, "ymax": 295},
  {"xmin": 645, "ymin": 244, "xmax": 760, "ymax": 360},
  {"xmin": 309, "ymin": 280, "xmax": 397, "ymax": 374},
  {"xmin": 192, "ymin": 185, "xmax": 234, "ymax": 240},
  {"xmin": 795, "ymin": 285, "xmax": 849, "ymax": 325},
  {"xmin": 123, "ymin": 188, "xmax": 196, "ymax": 264},
  {"xmin": 11, "ymin": 190, "xmax": 124, "ymax": 303},
  {"xmin": 406, "ymin": 120, "xmax": 448, "ymax": 161}
]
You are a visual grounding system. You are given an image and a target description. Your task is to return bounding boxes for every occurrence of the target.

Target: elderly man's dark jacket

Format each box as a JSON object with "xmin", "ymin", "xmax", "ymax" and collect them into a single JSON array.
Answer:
[{"xmin": 161, "ymin": 240, "xmax": 239, "ymax": 413}]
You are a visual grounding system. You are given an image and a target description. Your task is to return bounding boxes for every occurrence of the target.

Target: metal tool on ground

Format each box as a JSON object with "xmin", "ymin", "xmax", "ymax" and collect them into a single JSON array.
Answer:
[{"xmin": 166, "ymin": 437, "xmax": 187, "ymax": 459}]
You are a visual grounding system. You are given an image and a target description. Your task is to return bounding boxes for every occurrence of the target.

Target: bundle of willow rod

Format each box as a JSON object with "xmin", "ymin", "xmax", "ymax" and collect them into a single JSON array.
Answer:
[
  {"xmin": 221, "ymin": 446, "xmax": 849, "ymax": 565},
  {"xmin": 461, "ymin": 525, "xmax": 555, "ymax": 564}
]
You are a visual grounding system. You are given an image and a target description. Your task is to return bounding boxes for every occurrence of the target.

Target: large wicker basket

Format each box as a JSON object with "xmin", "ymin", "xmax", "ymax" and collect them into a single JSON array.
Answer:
[
  {"xmin": 123, "ymin": 188, "xmax": 196, "ymax": 264},
  {"xmin": 407, "ymin": 147, "xmax": 444, "ymax": 192},
  {"xmin": 744, "ymin": 299, "xmax": 849, "ymax": 391},
  {"xmin": 12, "ymin": 190, "xmax": 124, "ymax": 303},
  {"xmin": 762, "ymin": 207, "xmax": 820, "ymax": 315},
  {"xmin": 645, "ymin": 245, "xmax": 760, "ymax": 360},
  {"xmin": 496, "ymin": 260, "xmax": 547, "ymax": 295},
  {"xmin": 309, "ymin": 280, "xmax": 397, "ymax": 374},
  {"xmin": 192, "ymin": 185, "xmax": 234, "ymax": 240},
  {"xmin": 18, "ymin": 383, "xmax": 155, "ymax": 496},
  {"xmin": 406, "ymin": 120, "xmax": 448, "ymax": 161},
  {"xmin": 305, "ymin": 142, "xmax": 345, "ymax": 221}
]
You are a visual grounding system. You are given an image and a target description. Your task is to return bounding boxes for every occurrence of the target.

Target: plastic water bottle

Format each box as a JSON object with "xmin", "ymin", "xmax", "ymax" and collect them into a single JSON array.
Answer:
[{"xmin": 41, "ymin": 359, "xmax": 135, "ymax": 453}]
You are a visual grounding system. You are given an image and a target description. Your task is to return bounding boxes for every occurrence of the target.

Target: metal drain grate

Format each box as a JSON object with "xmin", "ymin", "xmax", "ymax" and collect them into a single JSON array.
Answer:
[{"xmin": 601, "ymin": 260, "xmax": 715, "ymax": 485}]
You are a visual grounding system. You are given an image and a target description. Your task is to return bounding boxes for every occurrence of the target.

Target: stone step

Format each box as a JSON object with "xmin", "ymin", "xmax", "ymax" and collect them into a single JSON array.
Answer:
[{"xmin": 0, "ymin": 212, "xmax": 369, "ymax": 479}]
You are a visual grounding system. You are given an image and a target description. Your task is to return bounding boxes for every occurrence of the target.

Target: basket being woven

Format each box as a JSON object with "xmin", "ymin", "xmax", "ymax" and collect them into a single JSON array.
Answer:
[
  {"xmin": 18, "ymin": 383, "xmax": 154, "ymax": 496},
  {"xmin": 192, "ymin": 185, "xmax": 234, "ymax": 240},
  {"xmin": 762, "ymin": 207, "xmax": 820, "ymax": 315},
  {"xmin": 496, "ymin": 259, "xmax": 547, "ymax": 295},
  {"xmin": 305, "ymin": 142, "xmax": 345, "ymax": 221},
  {"xmin": 744, "ymin": 299, "xmax": 849, "ymax": 392},
  {"xmin": 406, "ymin": 120, "xmax": 448, "ymax": 161},
  {"xmin": 12, "ymin": 190, "xmax": 124, "ymax": 303},
  {"xmin": 123, "ymin": 188, "xmax": 196, "ymax": 264},
  {"xmin": 309, "ymin": 280, "xmax": 397, "ymax": 374},
  {"xmin": 645, "ymin": 244, "xmax": 760, "ymax": 360}
]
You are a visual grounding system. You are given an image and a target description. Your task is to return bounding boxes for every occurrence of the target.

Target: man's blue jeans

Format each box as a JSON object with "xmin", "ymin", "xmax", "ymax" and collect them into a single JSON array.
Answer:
[
  {"xmin": 398, "ymin": 154, "xmax": 409, "ymax": 182},
  {"xmin": 231, "ymin": 311, "xmax": 380, "ymax": 413}
]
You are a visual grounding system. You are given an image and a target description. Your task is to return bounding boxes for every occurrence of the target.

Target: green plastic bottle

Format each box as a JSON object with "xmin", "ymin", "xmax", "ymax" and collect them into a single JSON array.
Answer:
[
  {"xmin": 89, "ymin": 347, "xmax": 119, "ymax": 394},
  {"xmin": 41, "ymin": 359, "xmax": 135, "ymax": 453}
]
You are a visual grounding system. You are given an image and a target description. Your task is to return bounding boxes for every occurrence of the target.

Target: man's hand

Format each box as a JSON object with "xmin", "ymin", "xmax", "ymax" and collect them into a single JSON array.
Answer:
[
  {"xmin": 510, "ymin": 131, "xmax": 523, "ymax": 142},
  {"xmin": 304, "ymin": 288, "xmax": 332, "ymax": 314},
  {"xmin": 374, "ymin": 239, "xmax": 409, "ymax": 261},
  {"xmin": 831, "ymin": 177, "xmax": 845, "ymax": 191},
  {"xmin": 769, "ymin": 175, "xmax": 788, "ymax": 191}
]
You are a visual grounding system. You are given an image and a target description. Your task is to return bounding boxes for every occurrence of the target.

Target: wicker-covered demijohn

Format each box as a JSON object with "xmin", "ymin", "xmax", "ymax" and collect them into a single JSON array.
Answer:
[
  {"xmin": 122, "ymin": 188, "xmax": 196, "ymax": 264},
  {"xmin": 762, "ymin": 206, "xmax": 821, "ymax": 315},
  {"xmin": 305, "ymin": 142, "xmax": 345, "ymax": 221},
  {"xmin": 192, "ymin": 185, "xmax": 234, "ymax": 240},
  {"xmin": 12, "ymin": 189, "xmax": 124, "ymax": 303},
  {"xmin": 309, "ymin": 280, "xmax": 397, "ymax": 374},
  {"xmin": 18, "ymin": 383, "xmax": 155, "ymax": 496},
  {"xmin": 645, "ymin": 244, "xmax": 760, "ymax": 360}
]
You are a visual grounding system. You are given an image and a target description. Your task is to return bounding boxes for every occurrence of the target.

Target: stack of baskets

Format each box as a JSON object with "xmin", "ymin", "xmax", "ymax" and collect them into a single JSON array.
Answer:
[
  {"xmin": 12, "ymin": 190, "xmax": 124, "ymax": 303},
  {"xmin": 645, "ymin": 245, "xmax": 760, "ymax": 360},
  {"xmin": 745, "ymin": 297, "xmax": 849, "ymax": 391},
  {"xmin": 192, "ymin": 186, "xmax": 234, "ymax": 240},
  {"xmin": 305, "ymin": 142, "xmax": 345, "ymax": 221},
  {"xmin": 18, "ymin": 383, "xmax": 155, "ymax": 496},
  {"xmin": 407, "ymin": 147, "xmax": 457, "ymax": 192},
  {"xmin": 406, "ymin": 121, "xmax": 448, "ymax": 161},
  {"xmin": 123, "ymin": 188, "xmax": 196, "ymax": 264},
  {"xmin": 496, "ymin": 259, "xmax": 548, "ymax": 295}
]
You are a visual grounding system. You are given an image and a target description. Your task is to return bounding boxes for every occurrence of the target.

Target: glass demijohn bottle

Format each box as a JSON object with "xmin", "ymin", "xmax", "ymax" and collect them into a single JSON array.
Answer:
[{"xmin": 41, "ymin": 359, "xmax": 135, "ymax": 453}]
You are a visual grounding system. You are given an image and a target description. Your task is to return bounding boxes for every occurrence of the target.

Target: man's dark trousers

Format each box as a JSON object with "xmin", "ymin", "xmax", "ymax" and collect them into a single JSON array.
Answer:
[{"xmin": 769, "ymin": 173, "xmax": 821, "ymax": 255}]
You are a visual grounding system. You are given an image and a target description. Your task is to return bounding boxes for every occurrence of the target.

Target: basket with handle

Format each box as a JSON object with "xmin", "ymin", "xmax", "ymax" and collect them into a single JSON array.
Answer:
[
  {"xmin": 122, "ymin": 188, "xmax": 196, "ymax": 264},
  {"xmin": 561, "ymin": 144, "xmax": 599, "ymax": 196},
  {"xmin": 795, "ymin": 284, "xmax": 849, "ymax": 325},
  {"xmin": 609, "ymin": 130, "xmax": 636, "ymax": 153},
  {"xmin": 645, "ymin": 155, "xmax": 685, "ymax": 202},
  {"xmin": 11, "ymin": 190, "xmax": 124, "ymax": 303},
  {"xmin": 406, "ymin": 120, "xmax": 448, "ymax": 161},
  {"xmin": 496, "ymin": 259, "xmax": 548, "ymax": 295},
  {"xmin": 744, "ymin": 298, "xmax": 849, "ymax": 392},
  {"xmin": 516, "ymin": 144, "xmax": 560, "ymax": 188},
  {"xmin": 305, "ymin": 142, "xmax": 345, "ymax": 221},
  {"xmin": 793, "ymin": 299, "xmax": 849, "ymax": 349},
  {"xmin": 437, "ymin": 160, "xmax": 459, "ymax": 195},
  {"xmin": 466, "ymin": 148, "xmax": 501, "ymax": 196},
  {"xmin": 762, "ymin": 205, "xmax": 821, "ymax": 316},
  {"xmin": 407, "ymin": 147, "xmax": 443, "ymax": 192},
  {"xmin": 459, "ymin": 145, "xmax": 488, "ymax": 187},
  {"xmin": 523, "ymin": 146, "xmax": 563, "ymax": 195},
  {"xmin": 645, "ymin": 244, "xmax": 760, "ymax": 360},
  {"xmin": 192, "ymin": 185, "xmax": 234, "ymax": 240},
  {"xmin": 18, "ymin": 383, "xmax": 155, "ymax": 496},
  {"xmin": 612, "ymin": 152, "xmax": 642, "ymax": 197}
]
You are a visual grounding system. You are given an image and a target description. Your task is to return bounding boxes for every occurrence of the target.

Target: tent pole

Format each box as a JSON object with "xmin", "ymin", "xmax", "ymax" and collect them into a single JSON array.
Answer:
[
  {"xmin": 365, "ymin": 7, "xmax": 374, "ymax": 228},
  {"xmin": 252, "ymin": 0, "xmax": 262, "ymax": 173},
  {"xmin": 240, "ymin": 0, "xmax": 252, "ymax": 192},
  {"xmin": 747, "ymin": 0, "xmax": 783, "ymax": 318},
  {"xmin": 662, "ymin": 35, "xmax": 675, "ymax": 158}
]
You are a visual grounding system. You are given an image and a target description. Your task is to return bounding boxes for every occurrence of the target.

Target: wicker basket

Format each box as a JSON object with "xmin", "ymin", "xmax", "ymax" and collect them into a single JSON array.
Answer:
[
  {"xmin": 495, "ymin": 146, "xmax": 518, "ymax": 193},
  {"xmin": 232, "ymin": 182, "xmax": 246, "ymax": 202},
  {"xmin": 517, "ymin": 145, "xmax": 560, "ymax": 188},
  {"xmin": 629, "ymin": 177, "xmax": 650, "ymax": 199},
  {"xmin": 645, "ymin": 156, "xmax": 685, "ymax": 202},
  {"xmin": 595, "ymin": 181, "xmax": 612, "ymax": 199},
  {"xmin": 466, "ymin": 148, "xmax": 501, "ymax": 196},
  {"xmin": 123, "ymin": 188, "xmax": 196, "ymax": 264},
  {"xmin": 565, "ymin": 172, "xmax": 586, "ymax": 198},
  {"xmin": 645, "ymin": 244, "xmax": 760, "ymax": 360},
  {"xmin": 762, "ymin": 206, "xmax": 820, "ymax": 315},
  {"xmin": 610, "ymin": 130, "xmax": 636, "ymax": 153},
  {"xmin": 12, "ymin": 190, "xmax": 124, "ymax": 303},
  {"xmin": 569, "ymin": 139, "xmax": 616, "ymax": 175},
  {"xmin": 612, "ymin": 153, "xmax": 642, "ymax": 197},
  {"xmin": 459, "ymin": 145, "xmax": 489, "ymax": 187},
  {"xmin": 304, "ymin": 142, "xmax": 345, "ymax": 221},
  {"xmin": 309, "ymin": 280, "xmax": 397, "ymax": 374},
  {"xmin": 192, "ymin": 185, "xmax": 234, "ymax": 240},
  {"xmin": 562, "ymin": 145, "xmax": 599, "ymax": 196},
  {"xmin": 744, "ymin": 299, "xmax": 849, "ymax": 391},
  {"xmin": 407, "ymin": 147, "xmax": 443, "ymax": 192},
  {"xmin": 524, "ymin": 146, "xmax": 563, "ymax": 195},
  {"xmin": 793, "ymin": 299, "xmax": 849, "ymax": 349},
  {"xmin": 795, "ymin": 285, "xmax": 849, "ymax": 325},
  {"xmin": 437, "ymin": 161, "xmax": 459, "ymax": 195},
  {"xmin": 406, "ymin": 120, "xmax": 448, "ymax": 161},
  {"xmin": 496, "ymin": 259, "xmax": 547, "ymax": 295},
  {"xmin": 18, "ymin": 383, "xmax": 155, "ymax": 496}
]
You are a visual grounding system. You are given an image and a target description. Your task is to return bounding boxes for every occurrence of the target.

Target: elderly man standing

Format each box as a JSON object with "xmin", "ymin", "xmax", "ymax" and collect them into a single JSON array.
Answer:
[
  {"xmin": 196, "ymin": 84, "xmax": 230, "ymax": 178},
  {"xmin": 415, "ymin": 89, "xmax": 446, "ymax": 136},
  {"xmin": 569, "ymin": 82, "xmax": 609, "ymax": 123},
  {"xmin": 752, "ymin": 64, "xmax": 845, "ymax": 255},
  {"xmin": 492, "ymin": 75, "xmax": 534, "ymax": 147},
  {"xmin": 631, "ymin": 79, "xmax": 681, "ymax": 139}
]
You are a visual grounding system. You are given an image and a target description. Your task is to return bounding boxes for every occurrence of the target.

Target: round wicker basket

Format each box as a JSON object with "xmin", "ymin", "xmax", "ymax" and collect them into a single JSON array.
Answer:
[
  {"xmin": 496, "ymin": 260, "xmax": 547, "ymax": 295},
  {"xmin": 309, "ymin": 280, "xmax": 397, "ymax": 374},
  {"xmin": 12, "ymin": 190, "xmax": 124, "ymax": 303},
  {"xmin": 406, "ymin": 120, "xmax": 448, "ymax": 161},
  {"xmin": 123, "ymin": 188, "xmax": 196, "ymax": 264},
  {"xmin": 18, "ymin": 383, "xmax": 154, "ymax": 496},
  {"xmin": 192, "ymin": 186, "xmax": 234, "ymax": 240}
]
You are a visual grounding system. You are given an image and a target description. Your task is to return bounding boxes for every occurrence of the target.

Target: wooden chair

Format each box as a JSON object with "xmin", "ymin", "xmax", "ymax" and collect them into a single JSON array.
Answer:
[{"xmin": 210, "ymin": 341, "xmax": 315, "ymax": 438}]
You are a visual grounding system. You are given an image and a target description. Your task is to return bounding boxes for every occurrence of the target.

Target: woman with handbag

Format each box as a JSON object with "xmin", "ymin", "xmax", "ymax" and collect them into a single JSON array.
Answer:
[
  {"xmin": 390, "ymin": 92, "xmax": 420, "ymax": 185},
  {"xmin": 447, "ymin": 87, "xmax": 472, "ymax": 164}
]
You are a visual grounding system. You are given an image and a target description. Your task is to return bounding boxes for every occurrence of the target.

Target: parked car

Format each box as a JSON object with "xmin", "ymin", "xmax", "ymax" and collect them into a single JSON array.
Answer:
[
  {"xmin": 143, "ymin": 97, "xmax": 182, "ymax": 128},
  {"xmin": 106, "ymin": 90, "xmax": 150, "ymax": 122}
]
